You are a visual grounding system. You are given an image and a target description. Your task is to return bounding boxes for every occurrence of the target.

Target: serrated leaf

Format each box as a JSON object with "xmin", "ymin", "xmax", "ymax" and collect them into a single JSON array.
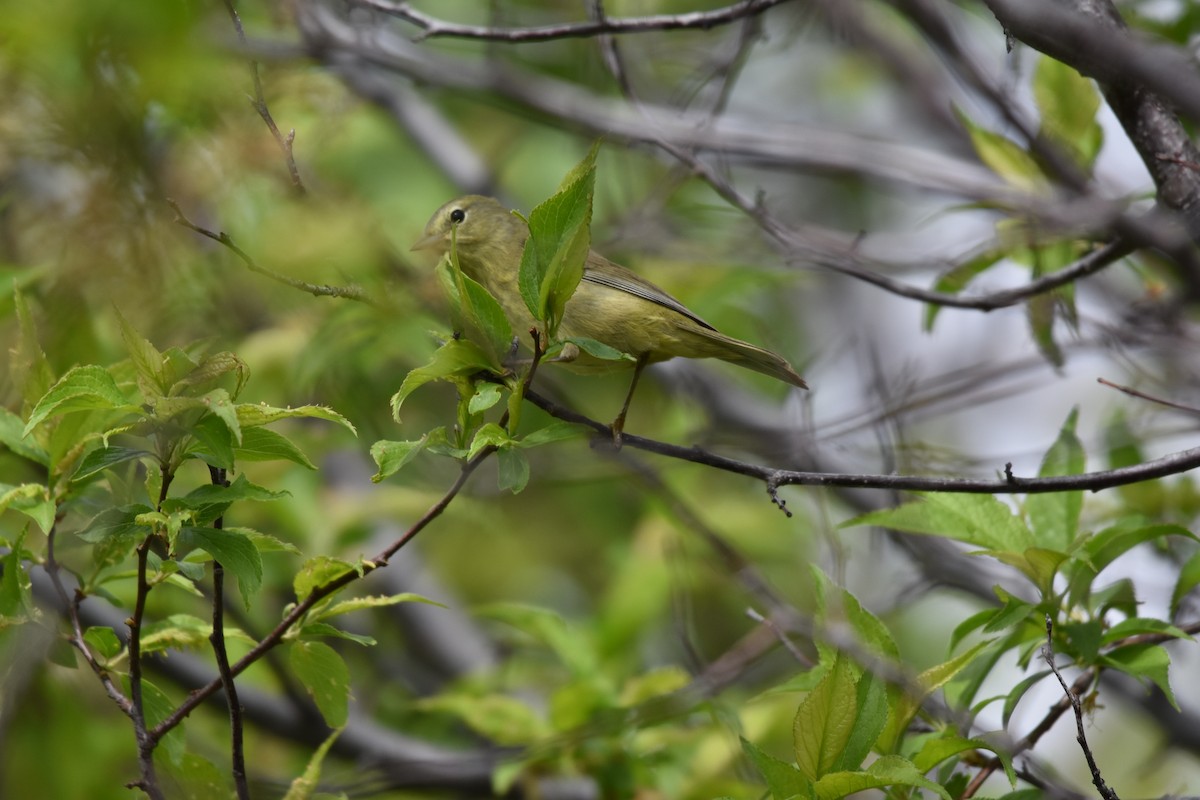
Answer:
[
  {"xmin": 1102, "ymin": 617, "xmax": 1192, "ymax": 645},
  {"xmin": 170, "ymin": 351, "xmax": 249, "ymax": 400},
  {"xmin": 183, "ymin": 473, "xmax": 289, "ymax": 507},
  {"xmin": 116, "ymin": 309, "xmax": 166, "ymax": 399},
  {"xmin": 294, "ymin": 555, "xmax": 357, "ymax": 602},
  {"xmin": 1003, "ymin": 669, "xmax": 1052, "ymax": 727},
  {"xmin": 911, "ymin": 735, "xmax": 1015, "ymax": 787},
  {"xmin": 1026, "ymin": 408, "xmax": 1084, "ymax": 551},
  {"xmin": 468, "ymin": 382, "xmax": 504, "ymax": 415},
  {"xmin": 813, "ymin": 754, "xmax": 951, "ymax": 800},
  {"xmin": 186, "ymin": 413, "xmax": 236, "ymax": 470},
  {"xmin": 83, "ymin": 626, "xmax": 123, "ymax": 660},
  {"xmin": 0, "ymin": 534, "xmax": 33, "ymax": 621},
  {"xmin": 371, "ymin": 435, "xmax": 430, "ymax": 482},
  {"xmin": 236, "ymin": 402, "xmax": 356, "ymax": 436},
  {"xmin": 1101, "ymin": 643, "xmax": 1177, "ymax": 709},
  {"xmin": 843, "ymin": 493, "xmax": 1034, "ymax": 553},
  {"xmin": 290, "ymin": 640, "xmax": 350, "ymax": 727},
  {"xmin": 519, "ymin": 143, "xmax": 599, "ymax": 335},
  {"xmin": 390, "ymin": 338, "xmax": 496, "ymax": 421},
  {"xmin": 0, "ymin": 408, "xmax": 50, "ymax": 465},
  {"xmin": 313, "ymin": 592, "xmax": 445, "ymax": 621},
  {"xmin": 23, "ymin": 365, "xmax": 134, "ymax": 436},
  {"xmin": 227, "ymin": 526, "xmax": 301, "ymax": 555},
  {"xmin": 881, "ymin": 640, "xmax": 991, "ymax": 752},
  {"xmin": 233, "ymin": 426, "xmax": 315, "ymax": 469},
  {"xmin": 742, "ymin": 737, "xmax": 810, "ymax": 800},
  {"xmin": 794, "ymin": 654, "xmax": 860, "ymax": 781},
  {"xmin": 176, "ymin": 526, "xmax": 263, "ymax": 608},
  {"xmin": 298, "ymin": 621, "xmax": 376, "ymax": 647},
  {"xmin": 468, "ymin": 422, "xmax": 512, "ymax": 460},
  {"xmin": 72, "ymin": 445, "xmax": 150, "ymax": 482},
  {"xmin": 497, "ymin": 446, "xmax": 529, "ymax": 493},
  {"xmin": 438, "ymin": 255, "xmax": 512, "ymax": 365},
  {"xmin": 0, "ymin": 482, "xmax": 55, "ymax": 533}
]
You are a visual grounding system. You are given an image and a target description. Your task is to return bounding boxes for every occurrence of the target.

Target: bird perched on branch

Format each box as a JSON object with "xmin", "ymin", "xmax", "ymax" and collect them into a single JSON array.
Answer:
[{"xmin": 413, "ymin": 195, "xmax": 807, "ymax": 439}]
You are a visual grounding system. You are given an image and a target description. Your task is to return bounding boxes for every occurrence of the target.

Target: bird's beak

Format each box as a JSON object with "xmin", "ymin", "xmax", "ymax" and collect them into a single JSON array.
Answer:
[{"xmin": 410, "ymin": 232, "xmax": 445, "ymax": 252}]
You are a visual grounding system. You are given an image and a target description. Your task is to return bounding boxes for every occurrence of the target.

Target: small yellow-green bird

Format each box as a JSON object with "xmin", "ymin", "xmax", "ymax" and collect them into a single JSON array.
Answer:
[{"xmin": 412, "ymin": 195, "xmax": 807, "ymax": 437}]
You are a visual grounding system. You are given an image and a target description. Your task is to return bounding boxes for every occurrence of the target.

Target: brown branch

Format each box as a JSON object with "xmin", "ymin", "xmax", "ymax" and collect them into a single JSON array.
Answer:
[
  {"xmin": 222, "ymin": 0, "xmax": 306, "ymax": 194},
  {"xmin": 523, "ymin": 389, "xmax": 1200, "ymax": 500},
  {"xmin": 147, "ymin": 448, "xmax": 494, "ymax": 742},
  {"xmin": 1097, "ymin": 377, "xmax": 1200, "ymax": 416},
  {"xmin": 356, "ymin": 0, "xmax": 792, "ymax": 43},
  {"xmin": 1042, "ymin": 616, "xmax": 1120, "ymax": 800},
  {"xmin": 206, "ymin": 466, "xmax": 249, "ymax": 800}
]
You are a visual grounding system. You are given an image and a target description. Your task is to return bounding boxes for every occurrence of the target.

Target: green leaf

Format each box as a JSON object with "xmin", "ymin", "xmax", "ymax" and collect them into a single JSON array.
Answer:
[
  {"xmin": 1026, "ymin": 290, "xmax": 1063, "ymax": 367},
  {"xmin": 811, "ymin": 569, "xmax": 900, "ymax": 661},
  {"xmin": 741, "ymin": 737, "xmax": 810, "ymax": 800},
  {"xmin": 0, "ymin": 534, "xmax": 33, "ymax": 622},
  {"xmin": 1002, "ymin": 669, "xmax": 1052, "ymax": 727},
  {"xmin": 956, "ymin": 107, "xmax": 1046, "ymax": 192},
  {"xmin": 183, "ymin": 474, "xmax": 289, "ymax": 507},
  {"xmin": 1101, "ymin": 643, "xmax": 1177, "ymax": 709},
  {"xmin": 497, "ymin": 446, "xmax": 529, "ymax": 493},
  {"xmin": 130, "ymin": 678, "xmax": 186, "ymax": 766},
  {"xmin": 170, "ymin": 351, "xmax": 249, "ymax": 400},
  {"xmin": 475, "ymin": 602, "xmax": 597, "ymax": 677},
  {"xmin": 313, "ymin": 593, "xmax": 445, "ymax": 621},
  {"xmin": 290, "ymin": 640, "xmax": 350, "ymax": 727},
  {"xmin": 234, "ymin": 425, "xmax": 315, "ymax": 469},
  {"xmin": 1026, "ymin": 408, "xmax": 1084, "ymax": 550},
  {"xmin": 813, "ymin": 754, "xmax": 951, "ymax": 800},
  {"xmin": 1067, "ymin": 522, "xmax": 1195, "ymax": 608},
  {"xmin": 23, "ymin": 365, "xmax": 134, "ymax": 436},
  {"xmin": 0, "ymin": 408, "xmax": 50, "ymax": 465},
  {"xmin": 518, "ymin": 420, "xmax": 587, "ymax": 448},
  {"xmin": 1033, "ymin": 55, "xmax": 1103, "ymax": 168},
  {"xmin": 438, "ymin": 255, "xmax": 513, "ymax": 364},
  {"xmin": 77, "ymin": 504, "xmax": 153, "ymax": 544},
  {"xmin": 843, "ymin": 493, "xmax": 1034, "ymax": 552},
  {"xmin": 298, "ymin": 621, "xmax": 376, "ymax": 647},
  {"xmin": 116, "ymin": 309, "xmax": 166, "ymax": 399},
  {"xmin": 140, "ymin": 613, "xmax": 215, "ymax": 654},
  {"xmin": 236, "ymin": 402, "xmax": 356, "ymax": 436},
  {"xmin": 391, "ymin": 338, "xmax": 496, "ymax": 421},
  {"xmin": 793, "ymin": 655, "xmax": 861, "ymax": 781},
  {"xmin": 294, "ymin": 556, "xmax": 358, "ymax": 602},
  {"xmin": 187, "ymin": 413, "xmax": 236, "ymax": 470},
  {"xmin": 468, "ymin": 422, "xmax": 512, "ymax": 460},
  {"xmin": 1102, "ymin": 617, "xmax": 1192, "ymax": 645},
  {"xmin": 1172, "ymin": 549, "xmax": 1200, "ymax": 617},
  {"xmin": 11, "ymin": 289, "xmax": 55, "ymax": 418},
  {"xmin": 282, "ymin": 724, "xmax": 344, "ymax": 800},
  {"xmin": 83, "ymin": 626, "xmax": 123, "ymax": 660},
  {"xmin": 518, "ymin": 142, "xmax": 599, "ymax": 334},
  {"xmin": 911, "ymin": 735, "xmax": 1015, "ymax": 787},
  {"xmin": 370, "ymin": 436, "xmax": 430, "ymax": 482},
  {"xmin": 923, "ymin": 249, "xmax": 1004, "ymax": 331},
  {"xmin": 881, "ymin": 640, "xmax": 991, "ymax": 752},
  {"xmin": 72, "ymin": 445, "xmax": 150, "ymax": 482},
  {"xmin": 468, "ymin": 382, "xmax": 504, "ymax": 415},
  {"xmin": 176, "ymin": 526, "xmax": 264, "ymax": 608},
  {"xmin": 0, "ymin": 482, "xmax": 55, "ymax": 533}
]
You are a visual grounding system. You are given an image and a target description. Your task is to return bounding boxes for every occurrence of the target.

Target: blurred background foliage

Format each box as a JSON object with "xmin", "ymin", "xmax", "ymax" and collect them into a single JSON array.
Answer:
[{"xmin": 1, "ymin": 0, "xmax": 1200, "ymax": 798}]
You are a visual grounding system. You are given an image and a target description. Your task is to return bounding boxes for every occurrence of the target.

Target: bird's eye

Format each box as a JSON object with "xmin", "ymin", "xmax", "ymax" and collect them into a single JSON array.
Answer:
[{"xmin": 449, "ymin": 208, "xmax": 466, "ymax": 224}]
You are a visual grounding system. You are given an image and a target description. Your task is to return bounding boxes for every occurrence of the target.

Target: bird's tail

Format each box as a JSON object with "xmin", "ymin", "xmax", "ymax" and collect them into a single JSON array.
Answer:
[{"xmin": 695, "ymin": 329, "xmax": 808, "ymax": 389}]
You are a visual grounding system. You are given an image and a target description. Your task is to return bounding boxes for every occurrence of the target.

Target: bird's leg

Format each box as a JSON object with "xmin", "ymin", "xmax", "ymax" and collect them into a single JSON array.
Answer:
[{"xmin": 610, "ymin": 354, "xmax": 649, "ymax": 447}]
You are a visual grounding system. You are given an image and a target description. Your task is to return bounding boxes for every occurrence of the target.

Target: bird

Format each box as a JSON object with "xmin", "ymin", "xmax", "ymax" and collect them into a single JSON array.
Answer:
[{"xmin": 412, "ymin": 195, "xmax": 807, "ymax": 439}]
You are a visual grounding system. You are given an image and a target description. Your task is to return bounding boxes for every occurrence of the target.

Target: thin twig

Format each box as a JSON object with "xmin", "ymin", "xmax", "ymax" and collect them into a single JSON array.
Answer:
[
  {"xmin": 522, "ymin": 388, "xmax": 1200, "ymax": 499},
  {"xmin": 221, "ymin": 0, "xmax": 306, "ymax": 194},
  {"xmin": 148, "ymin": 448, "xmax": 495, "ymax": 742},
  {"xmin": 168, "ymin": 200, "xmax": 381, "ymax": 306},
  {"xmin": 1097, "ymin": 377, "xmax": 1200, "ymax": 416},
  {"xmin": 207, "ymin": 465, "xmax": 250, "ymax": 800},
  {"xmin": 358, "ymin": 0, "xmax": 792, "ymax": 43},
  {"xmin": 1042, "ymin": 616, "xmax": 1120, "ymax": 800}
]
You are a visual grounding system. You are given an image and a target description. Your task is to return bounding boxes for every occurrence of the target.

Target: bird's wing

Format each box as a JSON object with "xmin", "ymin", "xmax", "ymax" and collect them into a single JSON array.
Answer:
[{"xmin": 581, "ymin": 254, "xmax": 717, "ymax": 332}]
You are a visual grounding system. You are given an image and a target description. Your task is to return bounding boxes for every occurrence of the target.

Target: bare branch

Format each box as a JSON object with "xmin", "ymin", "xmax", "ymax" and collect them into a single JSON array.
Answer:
[
  {"xmin": 1042, "ymin": 616, "xmax": 1120, "ymax": 800},
  {"xmin": 356, "ymin": 0, "xmax": 793, "ymax": 43}
]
